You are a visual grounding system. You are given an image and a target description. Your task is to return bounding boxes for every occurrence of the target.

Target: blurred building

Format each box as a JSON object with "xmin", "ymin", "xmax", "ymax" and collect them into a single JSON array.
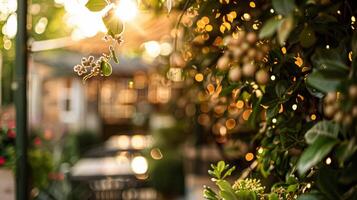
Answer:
[
  {"xmin": 27, "ymin": 11, "xmax": 177, "ymax": 138},
  {"xmin": 29, "ymin": 50, "xmax": 158, "ymax": 139}
]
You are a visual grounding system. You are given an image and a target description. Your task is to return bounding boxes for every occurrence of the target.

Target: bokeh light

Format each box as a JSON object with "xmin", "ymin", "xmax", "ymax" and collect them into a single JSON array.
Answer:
[
  {"xmin": 115, "ymin": 0, "xmax": 138, "ymax": 22},
  {"xmin": 144, "ymin": 41, "xmax": 161, "ymax": 58},
  {"xmin": 131, "ymin": 156, "xmax": 148, "ymax": 174}
]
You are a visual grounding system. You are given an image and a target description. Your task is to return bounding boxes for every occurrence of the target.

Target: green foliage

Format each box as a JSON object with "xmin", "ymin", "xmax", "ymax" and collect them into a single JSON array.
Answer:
[
  {"xmin": 204, "ymin": 161, "xmax": 306, "ymax": 200},
  {"xmin": 146, "ymin": 123, "xmax": 188, "ymax": 196},
  {"xmin": 74, "ymin": 2, "xmax": 123, "ymax": 81},
  {"xmin": 208, "ymin": 161, "xmax": 236, "ymax": 180},
  {"xmin": 297, "ymin": 135, "xmax": 337, "ymax": 175},
  {"xmin": 29, "ymin": 149, "xmax": 54, "ymax": 189},
  {"xmin": 1, "ymin": 0, "xmax": 68, "ymax": 105},
  {"xmin": 165, "ymin": 0, "xmax": 357, "ymax": 199},
  {"xmin": 306, "ymin": 71, "xmax": 341, "ymax": 93},
  {"xmin": 147, "ymin": 151, "xmax": 186, "ymax": 197},
  {"xmin": 70, "ymin": 0, "xmax": 357, "ymax": 199},
  {"xmin": 306, "ymin": 49, "xmax": 349, "ymax": 92}
]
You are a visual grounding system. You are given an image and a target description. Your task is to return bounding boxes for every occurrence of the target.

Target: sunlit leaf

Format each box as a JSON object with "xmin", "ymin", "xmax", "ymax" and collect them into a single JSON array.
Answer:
[
  {"xmin": 166, "ymin": 0, "xmax": 173, "ymax": 13},
  {"xmin": 103, "ymin": 8, "xmax": 125, "ymax": 38},
  {"xmin": 85, "ymin": 0, "xmax": 108, "ymax": 12}
]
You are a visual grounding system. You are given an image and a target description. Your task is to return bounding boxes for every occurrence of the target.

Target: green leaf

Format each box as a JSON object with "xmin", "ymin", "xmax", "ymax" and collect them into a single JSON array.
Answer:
[
  {"xmin": 311, "ymin": 49, "xmax": 349, "ymax": 73},
  {"xmin": 275, "ymin": 80, "xmax": 288, "ymax": 98},
  {"xmin": 103, "ymin": 8, "xmax": 125, "ymax": 38},
  {"xmin": 217, "ymin": 161, "xmax": 225, "ymax": 174},
  {"xmin": 110, "ymin": 47, "xmax": 120, "ymax": 64},
  {"xmin": 259, "ymin": 17, "xmax": 282, "ymax": 39},
  {"xmin": 272, "ymin": 0, "xmax": 295, "ymax": 16},
  {"xmin": 297, "ymin": 192, "xmax": 325, "ymax": 200},
  {"xmin": 317, "ymin": 167, "xmax": 341, "ymax": 200},
  {"xmin": 339, "ymin": 158, "xmax": 357, "ymax": 185},
  {"xmin": 304, "ymin": 121, "xmax": 339, "ymax": 144},
  {"xmin": 335, "ymin": 139, "xmax": 357, "ymax": 165},
  {"xmin": 352, "ymin": 32, "xmax": 357, "ymax": 58},
  {"xmin": 352, "ymin": 59, "xmax": 357, "ymax": 78},
  {"xmin": 208, "ymin": 170, "xmax": 216, "ymax": 177},
  {"xmin": 268, "ymin": 193, "xmax": 279, "ymax": 200},
  {"xmin": 220, "ymin": 83, "xmax": 239, "ymax": 97},
  {"xmin": 235, "ymin": 190, "xmax": 257, "ymax": 200},
  {"xmin": 297, "ymin": 136, "xmax": 338, "ymax": 175},
  {"xmin": 101, "ymin": 60, "xmax": 112, "ymax": 76},
  {"xmin": 266, "ymin": 104, "xmax": 279, "ymax": 120},
  {"xmin": 306, "ymin": 86, "xmax": 325, "ymax": 98},
  {"xmin": 287, "ymin": 184, "xmax": 298, "ymax": 193},
  {"xmin": 222, "ymin": 166, "xmax": 236, "ymax": 179},
  {"xmin": 203, "ymin": 186, "xmax": 219, "ymax": 200},
  {"xmin": 299, "ymin": 27, "xmax": 316, "ymax": 48},
  {"xmin": 221, "ymin": 191, "xmax": 239, "ymax": 200},
  {"xmin": 216, "ymin": 180, "xmax": 238, "ymax": 200},
  {"xmin": 277, "ymin": 16, "xmax": 294, "ymax": 45},
  {"xmin": 306, "ymin": 71, "xmax": 341, "ymax": 93},
  {"xmin": 85, "ymin": 0, "xmax": 108, "ymax": 12}
]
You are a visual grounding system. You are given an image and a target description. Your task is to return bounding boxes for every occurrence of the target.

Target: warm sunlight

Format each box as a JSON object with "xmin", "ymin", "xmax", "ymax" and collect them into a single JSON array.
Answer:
[{"xmin": 115, "ymin": 0, "xmax": 138, "ymax": 22}]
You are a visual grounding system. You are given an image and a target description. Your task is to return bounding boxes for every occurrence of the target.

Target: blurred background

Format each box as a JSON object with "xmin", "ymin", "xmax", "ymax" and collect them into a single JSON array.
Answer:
[{"xmin": 0, "ymin": 0, "xmax": 259, "ymax": 199}]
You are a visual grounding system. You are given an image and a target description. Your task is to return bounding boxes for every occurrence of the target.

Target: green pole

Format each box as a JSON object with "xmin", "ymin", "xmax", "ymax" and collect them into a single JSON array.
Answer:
[{"xmin": 15, "ymin": 0, "xmax": 29, "ymax": 199}]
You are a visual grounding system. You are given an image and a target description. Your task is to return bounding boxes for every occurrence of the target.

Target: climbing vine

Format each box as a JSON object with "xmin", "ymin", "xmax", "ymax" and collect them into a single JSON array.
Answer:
[{"xmin": 79, "ymin": 0, "xmax": 357, "ymax": 199}]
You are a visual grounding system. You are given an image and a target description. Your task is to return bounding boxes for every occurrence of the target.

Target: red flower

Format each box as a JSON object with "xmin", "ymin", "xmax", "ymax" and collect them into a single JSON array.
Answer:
[
  {"xmin": 34, "ymin": 137, "xmax": 42, "ymax": 146},
  {"xmin": 0, "ymin": 156, "xmax": 6, "ymax": 166},
  {"xmin": 7, "ymin": 120, "xmax": 15, "ymax": 129},
  {"xmin": 7, "ymin": 129, "xmax": 16, "ymax": 139},
  {"xmin": 48, "ymin": 172, "xmax": 64, "ymax": 180}
]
